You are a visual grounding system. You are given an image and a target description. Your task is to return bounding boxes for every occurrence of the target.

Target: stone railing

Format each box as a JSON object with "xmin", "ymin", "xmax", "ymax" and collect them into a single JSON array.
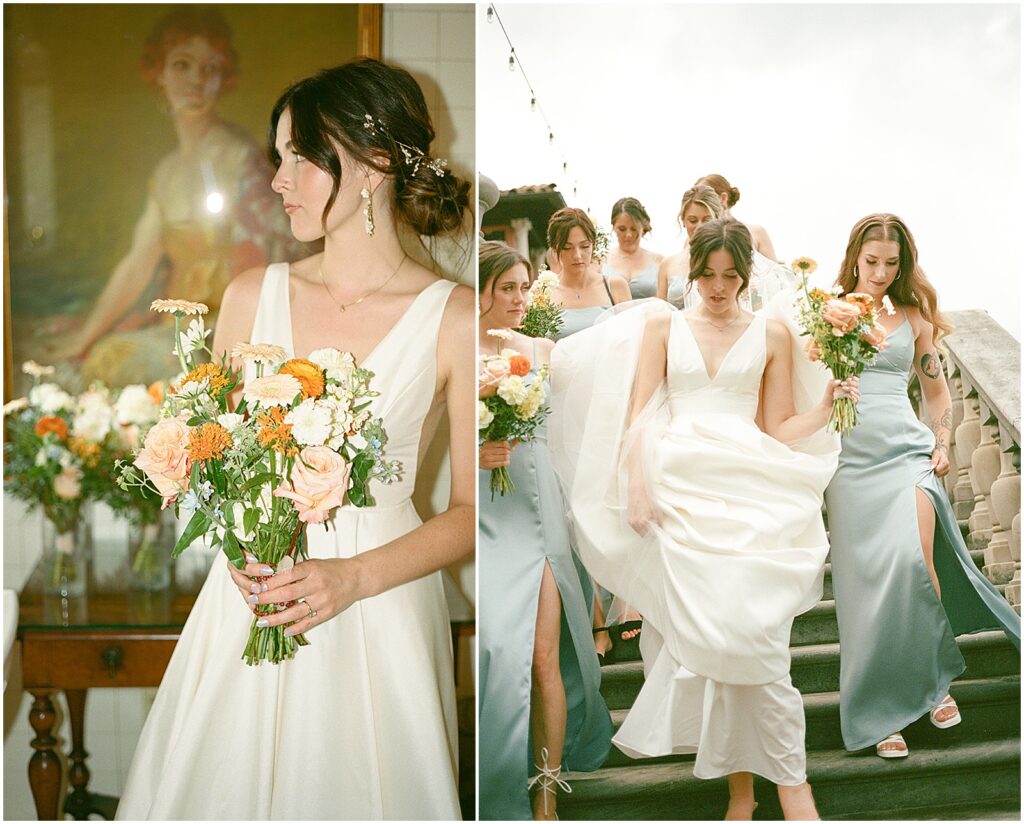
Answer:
[{"xmin": 942, "ymin": 310, "xmax": 1020, "ymax": 614}]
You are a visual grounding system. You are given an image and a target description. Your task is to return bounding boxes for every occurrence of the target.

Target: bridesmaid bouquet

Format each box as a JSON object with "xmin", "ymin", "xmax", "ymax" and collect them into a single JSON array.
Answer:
[
  {"xmin": 478, "ymin": 330, "xmax": 550, "ymax": 499},
  {"xmin": 519, "ymin": 270, "xmax": 563, "ymax": 339},
  {"xmin": 117, "ymin": 299, "xmax": 400, "ymax": 665},
  {"xmin": 794, "ymin": 260, "xmax": 889, "ymax": 434}
]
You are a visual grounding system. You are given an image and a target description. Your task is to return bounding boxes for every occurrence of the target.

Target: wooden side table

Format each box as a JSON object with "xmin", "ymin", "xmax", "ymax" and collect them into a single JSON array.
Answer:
[{"xmin": 17, "ymin": 544, "xmax": 207, "ymax": 820}]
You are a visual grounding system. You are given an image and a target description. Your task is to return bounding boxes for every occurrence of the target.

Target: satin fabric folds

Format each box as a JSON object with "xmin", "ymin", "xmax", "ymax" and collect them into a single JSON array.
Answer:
[{"xmin": 548, "ymin": 297, "xmax": 839, "ymax": 784}]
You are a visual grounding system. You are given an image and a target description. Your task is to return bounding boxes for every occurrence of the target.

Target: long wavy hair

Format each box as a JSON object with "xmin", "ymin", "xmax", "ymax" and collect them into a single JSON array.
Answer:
[
  {"xmin": 836, "ymin": 213, "xmax": 952, "ymax": 346},
  {"xmin": 478, "ymin": 240, "xmax": 531, "ymax": 315}
]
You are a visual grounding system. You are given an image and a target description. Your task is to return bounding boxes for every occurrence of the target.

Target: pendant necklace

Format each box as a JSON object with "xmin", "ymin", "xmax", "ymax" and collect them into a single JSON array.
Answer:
[{"xmin": 320, "ymin": 254, "xmax": 407, "ymax": 313}]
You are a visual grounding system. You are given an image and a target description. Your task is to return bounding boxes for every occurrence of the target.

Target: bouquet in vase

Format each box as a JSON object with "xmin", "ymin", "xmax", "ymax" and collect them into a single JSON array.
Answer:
[
  {"xmin": 793, "ymin": 258, "xmax": 890, "ymax": 433},
  {"xmin": 3, "ymin": 363, "xmax": 123, "ymax": 592},
  {"xmin": 117, "ymin": 299, "xmax": 400, "ymax": 664},
  {"xmin": 478, "ymin": 330, "xmax": 549, "ymax": 499},
  {"xmin": 519, "ymin": 270, "xmax": 563, "ymax": 340}
]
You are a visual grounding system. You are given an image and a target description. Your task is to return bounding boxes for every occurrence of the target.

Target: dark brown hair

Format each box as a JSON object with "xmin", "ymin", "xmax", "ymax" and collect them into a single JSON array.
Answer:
[
  {"xmin": 696, "ymin": 173, "xmax": 740, "ymax": 208},
  {"xmin": 836, "ymin": 213, "xmax": 952, "ymax": 345},
  {"xmin": 610, "ymin": 197, "xmax": 652, "ymax": 235},
  {"xmin": 140, "ymin": 6, "xmax": 239, "ymax": 92},
  {"xmin": 269, "ymin": 58, "xmax": 470, "ymax": 237},
  {"xmin": 688, "ymin": 217, "xmax": 753, "ymax": 295},
  {"xmin": 546, "ymin": 207, "xmax": 595, "ymax": 252},
  {"xmin": 478, "ymin": 241, "xmax": 532, "ymax": 314}
]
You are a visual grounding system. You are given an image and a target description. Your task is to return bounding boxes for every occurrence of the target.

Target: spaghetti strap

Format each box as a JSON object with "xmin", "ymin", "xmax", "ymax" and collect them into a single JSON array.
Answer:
[{"xmin": 602, "ymin": 276, "xmax": 616, "ymax": 306}]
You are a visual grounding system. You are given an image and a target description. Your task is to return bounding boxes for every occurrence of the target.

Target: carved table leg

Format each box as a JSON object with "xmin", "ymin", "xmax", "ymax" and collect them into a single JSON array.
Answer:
[
  {"xmin": 27, "ymin": 689, "xmax": 63, "ymax": 820},
  {"xmin": 64, "ymin": 689, "xmax": 91, "ymax": 820}
]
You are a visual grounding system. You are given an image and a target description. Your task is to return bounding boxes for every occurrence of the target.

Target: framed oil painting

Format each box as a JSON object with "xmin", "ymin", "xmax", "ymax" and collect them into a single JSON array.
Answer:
[{"xmin": 3, "ymin": 3, "xmax": 381, "ymax": 398}]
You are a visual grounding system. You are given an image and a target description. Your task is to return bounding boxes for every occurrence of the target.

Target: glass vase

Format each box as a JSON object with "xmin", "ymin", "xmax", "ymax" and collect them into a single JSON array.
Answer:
[
  {"xmin": 41, "ymin": 514, "xmax": 88, "ymax": 597},
  {"xmin": 128, "ymin": 510, "xmax": 174, "ymax": 591}
]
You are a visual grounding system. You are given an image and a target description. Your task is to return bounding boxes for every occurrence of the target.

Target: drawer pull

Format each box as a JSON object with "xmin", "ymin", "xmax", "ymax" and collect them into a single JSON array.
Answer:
[{"xmin": 101, "ymin": 646, "xmax": 123, "ymax": 678}]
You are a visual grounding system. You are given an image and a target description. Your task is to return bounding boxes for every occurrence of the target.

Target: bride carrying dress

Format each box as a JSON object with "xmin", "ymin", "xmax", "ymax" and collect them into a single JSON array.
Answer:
[{"xmin": 549, "ymin": 217, "xmax": 856, "ymax": 819}]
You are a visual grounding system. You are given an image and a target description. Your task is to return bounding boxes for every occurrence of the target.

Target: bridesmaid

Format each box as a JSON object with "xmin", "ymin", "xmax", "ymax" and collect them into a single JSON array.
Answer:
[
  {"xmin": 548, "ymin": 208, "xmax": 631, "ymax": 341},
  {"xmin": 657, "ymin": 184, "xmax": 724, "ymax": 307},
  {"xmin": 695, "ymin": 173, "xmax": 777, "ymax": 260},
  {"xmin": 478, "ymin": 241, "xmax": 612, "ymax": 820},
  {"xmin": 823, "ymin": 213, "xmax": 1021, "ymax": 758},
  {"xmin": 602, "ymin": 197, "xmax": 664, "ymax": 299}
]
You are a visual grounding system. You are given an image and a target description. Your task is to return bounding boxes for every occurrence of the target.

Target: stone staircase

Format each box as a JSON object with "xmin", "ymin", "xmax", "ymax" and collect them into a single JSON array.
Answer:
[{"xmin": 560, "ymin": 551, "xmax": 1021, "ymax": 820}]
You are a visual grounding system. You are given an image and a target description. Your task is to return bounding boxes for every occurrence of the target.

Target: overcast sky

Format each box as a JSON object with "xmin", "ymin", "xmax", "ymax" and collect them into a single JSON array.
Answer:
[{"xmin": 478, "ymin": 3, "xmax": 1021, "ymax": 339}]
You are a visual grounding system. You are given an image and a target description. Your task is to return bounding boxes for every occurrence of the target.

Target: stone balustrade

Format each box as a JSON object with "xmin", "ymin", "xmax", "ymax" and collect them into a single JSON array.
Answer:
[{"xmin": 942, "ymin": 310, "xmax": 1020, "ymax": 614}]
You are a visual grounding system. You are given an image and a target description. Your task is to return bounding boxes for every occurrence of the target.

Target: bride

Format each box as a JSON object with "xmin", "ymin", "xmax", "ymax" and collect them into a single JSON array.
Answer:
[{"xmin": 549, "ymin": 217, "xmax": 857, "ymax": 819}]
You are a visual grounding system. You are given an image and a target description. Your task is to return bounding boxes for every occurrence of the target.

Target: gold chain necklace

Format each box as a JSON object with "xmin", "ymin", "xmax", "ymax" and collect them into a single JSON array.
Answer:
[
  {"xmin": 319, "ymin": 254, "xmax": 407, "ymax": 313},
  {"xmin": 700, "ymin": 309, "xmax": 744, "ymax": 333}
]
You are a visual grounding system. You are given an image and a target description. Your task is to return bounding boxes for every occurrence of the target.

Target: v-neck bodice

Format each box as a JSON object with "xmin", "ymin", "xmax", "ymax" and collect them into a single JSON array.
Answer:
[{"xmin": 666, "ymin": 312, "xmax": 766, "ymax": 419}]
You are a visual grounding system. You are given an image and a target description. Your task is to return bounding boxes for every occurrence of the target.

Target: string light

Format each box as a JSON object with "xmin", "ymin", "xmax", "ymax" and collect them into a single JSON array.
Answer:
[
  {"xmin": 487, "ymin": 5, "xmax": 494, "ymax": 23},
  {"xmin": 530, "ymin": 96, "xmax": 536, "ymax": 111},
  {"xmin": 508, "ymin": 51, "xmax": 515, "ymax": 71}
]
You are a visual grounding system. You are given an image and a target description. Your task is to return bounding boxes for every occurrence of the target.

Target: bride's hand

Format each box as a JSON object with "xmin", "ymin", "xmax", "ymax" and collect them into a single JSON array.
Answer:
[
  {"xmin": 245, "ymin": 557, "xmax": 367, "ymax": 636},
  {"xmin": 628, "ymin": 484, "xmax": 658, "ymax": 536},
  {"xmin": 479, "ymin": 439, "xmax": 513, "ymax": 470},
  {"xmin": 822, "ymin": 376, "xmax": 860, "ymax": 408},
  {"xmin": 226, "ymin": 552, "xmax": 277, "ymax": 611}
]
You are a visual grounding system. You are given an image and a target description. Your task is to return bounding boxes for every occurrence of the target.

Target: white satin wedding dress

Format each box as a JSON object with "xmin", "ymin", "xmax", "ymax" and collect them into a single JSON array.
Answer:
[
  {"xmin": 117, "ymin": 263, "xmax": 461, "ymax": 820},
  {"xmin": 549, "ymin": 299, "xmax": 838, "ymax": 784}
]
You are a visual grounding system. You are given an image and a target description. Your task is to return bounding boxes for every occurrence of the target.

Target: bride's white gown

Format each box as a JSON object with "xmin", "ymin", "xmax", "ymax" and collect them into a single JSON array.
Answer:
[
  {"xmin": 549, "ymin": 301, "xmax": 838, "ymax": 784},
  {"xmin": 117, "ymin": 263, "xmax": 461, "ymax": 820}
]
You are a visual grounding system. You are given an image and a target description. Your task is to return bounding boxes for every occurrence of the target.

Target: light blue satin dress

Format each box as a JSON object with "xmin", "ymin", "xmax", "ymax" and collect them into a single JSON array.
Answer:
[
  {"xmin": 552, "ymin": 277, "xmax": 616, "ymax": 342},
  {"xmin": 824, "ymin": 314, "xmax": 1021, "ymax": 751},
  {"xmin": 478, "ymin": 367, "xmax": 613, "ymax": 819},
  {"xmin": 603, "ymin": 260, "xmax": 659, "ymax": 300}
]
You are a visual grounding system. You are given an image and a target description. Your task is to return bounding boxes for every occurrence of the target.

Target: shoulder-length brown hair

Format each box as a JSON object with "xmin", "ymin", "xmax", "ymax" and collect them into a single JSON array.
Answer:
[{"xmin": 836, "ymin": 213, "xmax": 952, "ymax": 346}]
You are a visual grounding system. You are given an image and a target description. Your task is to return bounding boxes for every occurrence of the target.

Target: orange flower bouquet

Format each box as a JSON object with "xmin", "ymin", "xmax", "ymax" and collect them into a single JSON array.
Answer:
[
  {"xmin": 794, "ymin": 261, "xmax": 889, "ymax": 433},
  {"xmin": 116, "ymin": 299, "xmax": 399, "ymax": 664}
]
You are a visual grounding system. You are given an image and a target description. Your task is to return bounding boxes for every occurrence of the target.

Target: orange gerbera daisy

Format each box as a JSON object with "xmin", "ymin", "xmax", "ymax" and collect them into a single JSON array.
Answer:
[
  {"xmin": 278, "ymin": 359, "xmax": 325, "ymax": 399},
  {"xmin": 35, "ymin": 415, "xmax": 68, "ymax": 440},
  {"xmin": 256, "ymin": 407, "xmax": 299, "ymax": 456},
  {"xmin": 67, "ymin": 436, "xmax": 101, "ymax": 468},
  {"xmin": 187, "ymin": 422, "xmax": 233, "ymax": 462}
]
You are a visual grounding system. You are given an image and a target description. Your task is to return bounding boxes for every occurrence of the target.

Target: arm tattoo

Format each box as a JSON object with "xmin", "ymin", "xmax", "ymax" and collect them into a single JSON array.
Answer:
[
  {"xmin": 931, "ymin": 407, "xmax": 952, "ymax": 454},
  {"xmin": 920, "ymin": 352, "xmax": 942, "ymax": 379}
]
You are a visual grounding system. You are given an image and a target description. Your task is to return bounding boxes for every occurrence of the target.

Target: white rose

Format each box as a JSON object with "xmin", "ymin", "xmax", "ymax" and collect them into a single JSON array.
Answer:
[
  {"xmin": 285, "ymin": 398, "xmax": 332, "ymax": 447},
  {"xmin": 309, "ymin": 348, "xmax": 356, "ymax": 382},
  {"xmin": 72, "ymin": 404, "xmax": 114, "ymax": 442},
  {"xmin": 30, "ymin": 383, "xmax": 73, "ymax": 414},
  {"xmin": 497, "ymin": 375, "xmax": 529, "ymax": 406},
  {"xmin": 216, "ymin": 413, "xmax": 245, "ymax": 432},
  {"xmin": 478, "ymin": 401, "xmax": 494, "ymax": 429},
  {"xmin": 115, "ymin": 385, "xmax": 159, "ymax": 426}
]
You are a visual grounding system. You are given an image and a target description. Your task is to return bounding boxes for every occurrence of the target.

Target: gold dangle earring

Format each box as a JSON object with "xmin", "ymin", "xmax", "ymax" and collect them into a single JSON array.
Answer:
[{"xmin": 361, "ymin": 177, "xmax": 375, "ymax": 237}]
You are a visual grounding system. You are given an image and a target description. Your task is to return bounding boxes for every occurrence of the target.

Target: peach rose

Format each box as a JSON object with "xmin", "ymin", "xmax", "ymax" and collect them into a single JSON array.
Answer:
[
  {"xmin": 134, "ymin": 416, "xmax": 192, "ymax": 505},
  {"xmin": 274, "ymin": 446, "xmax": 352, "ymax": 524},
  {"xmin": 53, "ymin": 465, "xmax": 83, "ymax": 500},
  {"xmin": 478, "ymin": 357, "xmax": 510, "ymax": 398},
  {"xmin": 508, "ymin": 354, "xmax": 532, "ymax": 377},
  {"xmin": 822, "ymin": 299, "xmax": 861, "ymax": 335},
  {"xmin": 843, "ymin": 293, "xmax": 874, "ymax": 316},
  {"xmin": 803, "ymin": 337, "xmax": 822, "ymax": 362},
  {"xmin": 861, "ymin": 322, "xmax": 888, "ymax": 351}
]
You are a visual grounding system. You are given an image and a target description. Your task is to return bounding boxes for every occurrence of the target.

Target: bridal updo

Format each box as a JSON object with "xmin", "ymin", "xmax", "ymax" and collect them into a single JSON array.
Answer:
[
  {"xmin": 268, "ymin": 58, "xmax": 471, "ymax": 237},
  {"xmin": 695, "ymin": 173, "xmax": 741, "ymax": 209},
  {"xmin": 546, "ymin": 207, "xmax": 596, "ymax": 252},
  {"xmin": 610, "ymin": 197, "xmax": 652, "ymax": 236},
  {"xmin": 688, "ymin": 217, "xmax": 753, "ymax": 294}
]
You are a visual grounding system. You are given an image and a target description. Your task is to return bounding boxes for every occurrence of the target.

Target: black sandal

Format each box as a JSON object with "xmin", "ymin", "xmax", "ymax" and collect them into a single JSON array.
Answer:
[{"xmin": 592, "ymin": 620, "xmax": 643, "ymax": 665}]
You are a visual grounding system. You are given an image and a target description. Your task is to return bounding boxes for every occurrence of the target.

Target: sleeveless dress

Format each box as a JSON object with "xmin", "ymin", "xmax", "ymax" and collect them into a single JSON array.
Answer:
[
  {"xmin": 602, "ymin": 259, "xmax": 659, "ymax": 300},
  {"xmin": 552, "ymin": 277, "xmax": 616, "ymax": 341},
  {"xmin": 478, "ymin": 351, "xmax": 612, "ymax": 820},
  {"xmin": 548, "ymin": 307, "xmax": 839, "ymax": 784},
  {"xmin": 117, "ymin": 263, "xmax": 462, "ymax": 820},
  {"xmin": 824, "ymin": 313, "xmax": 1021, "ymax": 751}
]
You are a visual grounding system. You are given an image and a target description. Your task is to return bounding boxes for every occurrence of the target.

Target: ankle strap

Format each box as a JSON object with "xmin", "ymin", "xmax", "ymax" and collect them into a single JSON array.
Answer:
[{"xmin": 527, "ymin": 747, "xmax": 572, "ymax": 813}]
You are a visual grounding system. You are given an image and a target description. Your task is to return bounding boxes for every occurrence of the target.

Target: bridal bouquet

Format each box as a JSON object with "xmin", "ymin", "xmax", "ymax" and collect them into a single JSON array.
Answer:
[
  {"xmin": 117, "ymin": 299, "xmax": 400, "ymax": 665},
  {"xmin": 478, "ymin": 330, "xmax": 549, "ymax": 499},
  {"xmin": 794, "ymin": 259, "xmax": 889, "ymax": 434},
  {"xmin": 519, "ymin": 270, "xmax": 563, "ymax": 339}
]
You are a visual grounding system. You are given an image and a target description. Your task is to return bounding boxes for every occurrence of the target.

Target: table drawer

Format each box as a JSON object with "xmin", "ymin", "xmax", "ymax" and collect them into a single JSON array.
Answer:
[{"xmin": 21, "ymin": 632, "xmax": 180, "ymax": 689}]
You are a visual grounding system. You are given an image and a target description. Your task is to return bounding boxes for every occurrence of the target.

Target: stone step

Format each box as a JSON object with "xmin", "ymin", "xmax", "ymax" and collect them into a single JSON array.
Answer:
[
  {"xmin": 559, "ymin": 738, "xmax": 1021, "ymax": 820},
  {"xmin": 599, "ymin": 676, "xmax": 1020, "ymax": 768},
  {"xmin": 600, "ymin": 632, "xmax": 1020, "ymax": 709}
]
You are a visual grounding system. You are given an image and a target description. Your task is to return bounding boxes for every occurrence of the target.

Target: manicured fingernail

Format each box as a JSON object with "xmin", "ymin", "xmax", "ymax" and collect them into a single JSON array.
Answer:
[
  {"xmin": 261, "ymin": 583, "xmax": 269, "ymax": 592},
  {"xmin": 283, "ymin": 628, "xmax": 294, "ymax": 638},
  {"xmin": 261, "ymin": 566, "xmax": 274, "ymax": 576},
  {"xmin": 256, "ymin": 618, "xmax": 269, "ymax": 628},
  {"xmin": 250, "ymin": 583, "xmax": 260, "ymax": 594},
  {"xmin": 244, "ymin": 552, "xmax": 257, "ymax": 563},
  {"xmin": 247, "ymin": 594, "xmax": 259, "ymax": 605}
]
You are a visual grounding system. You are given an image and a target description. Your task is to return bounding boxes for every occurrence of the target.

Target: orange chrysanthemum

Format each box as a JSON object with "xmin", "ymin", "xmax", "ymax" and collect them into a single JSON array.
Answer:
[
  {"xmin": 176, "ymin": 363, "xmax": 232, "ymax": 397},
  {"xmin": 35, "ymin": 415, "xmax": 68, "ymax": 440},
  {"xmin": 186, "ymin": 422, "xmax": 233, "ymax": 462},
  {"xmin": 147, "ymin": 381, "xmax": 165, "ymax": 406},
  {"xmin": 278, "ymin": 359, "xmax": 325, "ymax": 400},
  {"xmin": 256, "ymin": 407, "xmax": 299, "ymax": 456},
  {"xmin": 508, "ymin": 354, "xmax": 532, "ymax": 377},
  {"xmin": 67, "ymin": 436, "xmax": 101, "ymax": 468}
]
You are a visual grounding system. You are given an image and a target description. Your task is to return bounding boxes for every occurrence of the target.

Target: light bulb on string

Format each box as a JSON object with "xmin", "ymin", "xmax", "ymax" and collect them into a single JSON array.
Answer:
[
  {"xmin": 508, "ymin": 51, "xmax": 515, "ymax": 72},
  {"xmin": 487, "ymin": 5, "xmax": 494, "ymax": 23},
  {"xmin": 562, "ymin": 162, "xmax": 568, "ymax": 174},
  {"xmin": 530, "ymin": 97, "xmax": 536, "ymax": 112},
  {"xmin": 548, "ymin": 131, "xmax": 554, "ymax": 145}
]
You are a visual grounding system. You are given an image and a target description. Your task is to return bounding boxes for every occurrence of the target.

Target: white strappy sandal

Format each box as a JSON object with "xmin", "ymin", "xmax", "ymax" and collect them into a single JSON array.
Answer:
[
  {"xmin": 930, "ymin": 694, "xmax": 962, "ymax": 729},
  {"xmin": 876, "ymin": 732, "xmax": 909, "ymax": 758},
  {"xmin": 527, "ymin": 747, "xmax": 572, "ymax": 819}
]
